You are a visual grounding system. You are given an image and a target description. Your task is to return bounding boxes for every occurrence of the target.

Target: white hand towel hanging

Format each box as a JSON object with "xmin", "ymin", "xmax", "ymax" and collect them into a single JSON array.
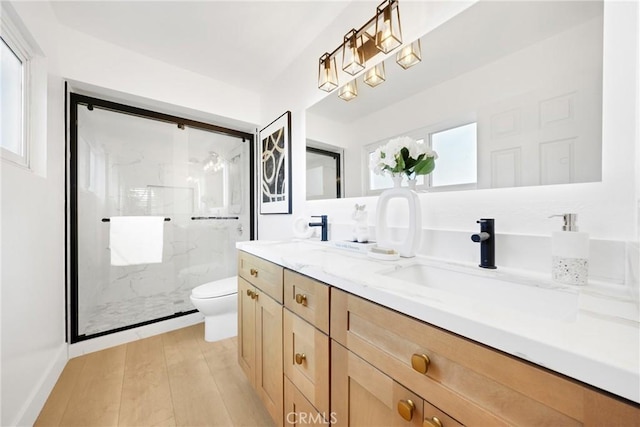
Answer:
[{"xmin": 109, "ymin": 216, "xmax": 165, "ymax": 266}]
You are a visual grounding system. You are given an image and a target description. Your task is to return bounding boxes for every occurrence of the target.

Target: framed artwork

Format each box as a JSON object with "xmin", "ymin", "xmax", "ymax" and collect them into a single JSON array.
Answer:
[{"xmin": 259, "ymin": 111, "xmax": 292, "ymax": 214}]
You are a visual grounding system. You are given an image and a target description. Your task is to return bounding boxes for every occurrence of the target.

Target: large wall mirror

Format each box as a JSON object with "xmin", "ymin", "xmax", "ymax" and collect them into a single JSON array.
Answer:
[{"xmin": 306, "ymin": 0, "xmax": 604, "ymax": 199}]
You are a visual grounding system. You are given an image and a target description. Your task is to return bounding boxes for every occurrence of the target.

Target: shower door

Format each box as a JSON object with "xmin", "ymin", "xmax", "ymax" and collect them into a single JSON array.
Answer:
[{"xmin": 70, "ymin": 94, "xmax": 254, "ymax": 342}]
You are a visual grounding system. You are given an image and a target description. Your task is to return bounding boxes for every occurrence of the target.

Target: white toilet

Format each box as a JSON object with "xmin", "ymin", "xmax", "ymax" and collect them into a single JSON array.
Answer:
[{"xmin": 190, "ymin": 276, "xmax": 238, "ymax": 342}]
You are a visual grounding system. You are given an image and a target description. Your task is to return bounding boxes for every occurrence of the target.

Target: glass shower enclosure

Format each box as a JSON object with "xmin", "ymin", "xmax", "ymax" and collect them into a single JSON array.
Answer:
[{"xmin": 69, "ymin": 93, "xmax": 254, "ymax": 342}]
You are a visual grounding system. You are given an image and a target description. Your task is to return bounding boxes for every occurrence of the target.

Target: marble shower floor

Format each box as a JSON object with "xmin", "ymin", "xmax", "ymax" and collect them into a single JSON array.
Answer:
[{"xmin": 80, "ymin": 288, "xmax": 197, "ymax": 336}]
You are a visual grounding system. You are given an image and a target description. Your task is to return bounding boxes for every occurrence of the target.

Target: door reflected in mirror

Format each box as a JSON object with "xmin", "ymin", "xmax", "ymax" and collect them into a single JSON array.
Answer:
[
  {"xmin": 306, "ymin": 142, "xmax": 343, "ymax": 200},
  {"xmin": 306, "ymin": 0, "xmax": 603, "ymax": 200}
]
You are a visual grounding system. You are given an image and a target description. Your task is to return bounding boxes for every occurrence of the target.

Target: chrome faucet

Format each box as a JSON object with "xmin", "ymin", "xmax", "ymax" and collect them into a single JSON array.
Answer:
[
  {"xmin": 309, "ymin": 215, "xmax": 328, "ymax": 241},
  {"xmin": 471, "ymin": 218, "xmax": 496, "ymax": 269}
]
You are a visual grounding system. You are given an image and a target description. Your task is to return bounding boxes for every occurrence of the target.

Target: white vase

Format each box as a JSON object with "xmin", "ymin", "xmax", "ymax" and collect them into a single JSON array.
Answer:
[
  {"xmin": 376, "ymin": 176, "xmax": 421, "ymax": 258},
  {"xmin": 391, "ymin": 174, "xmax": 403, "ymax": 188}
]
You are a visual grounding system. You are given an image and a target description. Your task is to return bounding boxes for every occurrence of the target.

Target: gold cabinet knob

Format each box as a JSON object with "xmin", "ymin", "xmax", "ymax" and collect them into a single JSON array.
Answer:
[
  {"xmin": 397, "ymin": 399, "xmax": 415, "ymax": 421},
  {"xmin": 411, "ymin": 353, "xmax": 431, "ymax": 374},
  {"xmin": 294, "ymin": 353, "xmax": 306, "ymax": 364},
  {"xmin": 295, "ymin": 293, "xmax": 308, "ymax": 306},
  {"xmin": 250, "ymin": 268, "xmax": 258, "ymax": 277},
  {"xmin": 423, "ymin": 416, "xmax": 443, "ymax": 427},
  {"xmin": 246, "ymin": 289, "xmax": 252, "ymax": 297},
  {"xmin": 252, "ymin": 292, "xmax": 259, "ymax": 300}
]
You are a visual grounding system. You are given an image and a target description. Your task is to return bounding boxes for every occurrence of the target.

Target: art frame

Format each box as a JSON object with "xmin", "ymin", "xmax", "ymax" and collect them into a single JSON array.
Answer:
[{"xmin": 259, "ymin": 111, "xmax": 292, "ymax": 214}]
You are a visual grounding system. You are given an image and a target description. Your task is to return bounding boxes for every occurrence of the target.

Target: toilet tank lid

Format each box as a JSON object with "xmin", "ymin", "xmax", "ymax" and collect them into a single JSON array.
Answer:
[{"xmin": 192, "ymin": 276, "xmax": 237, "ymax": 298}]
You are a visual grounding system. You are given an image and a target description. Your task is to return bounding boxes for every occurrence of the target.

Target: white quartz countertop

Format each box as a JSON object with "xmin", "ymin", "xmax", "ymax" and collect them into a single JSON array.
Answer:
[{"xmin": 237, "ymin": 239, "xmax": 640, "ymax": 404}]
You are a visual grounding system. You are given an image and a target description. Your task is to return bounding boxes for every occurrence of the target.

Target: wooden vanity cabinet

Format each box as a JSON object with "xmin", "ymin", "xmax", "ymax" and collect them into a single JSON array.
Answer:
[
  {"xmin": 237, "ymin": 251, "xmax": 639, "ymax": 426},
  {"xmin": 331, "ymin": 288, "xmax": 640, "ymax": 426},
  {"xmin": 238, "ymin": 252, "xmax": 284, "ymax": 426},
  {"xmin": 283, "ymin": 270, "xmax": 331, "ymax": 424}
]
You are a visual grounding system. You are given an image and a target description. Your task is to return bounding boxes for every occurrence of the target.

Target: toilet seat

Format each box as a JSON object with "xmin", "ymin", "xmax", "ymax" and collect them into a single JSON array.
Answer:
[{"xmin": 191, "ymin": 276, "xmax": 237, "ymax": 299}]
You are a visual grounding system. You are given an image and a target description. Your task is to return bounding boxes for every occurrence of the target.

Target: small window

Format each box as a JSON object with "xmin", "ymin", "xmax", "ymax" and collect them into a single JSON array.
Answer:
[
  {"xmin": 365, "ymin": 122, "xmax": 477, "ymax": 193},
  {"xmin": 430, "ymin": 123, "xmax": 477, "ymax": 188},
  {"xmin": 1, "ymin": 12, "xmax": 30, "ymax": 168}
]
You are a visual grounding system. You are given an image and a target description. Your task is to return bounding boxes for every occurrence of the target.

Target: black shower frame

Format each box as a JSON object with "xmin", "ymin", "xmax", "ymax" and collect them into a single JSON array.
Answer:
[{"xmin": 68, "ymin": 92, "xmax": 256, "ymax": 343}]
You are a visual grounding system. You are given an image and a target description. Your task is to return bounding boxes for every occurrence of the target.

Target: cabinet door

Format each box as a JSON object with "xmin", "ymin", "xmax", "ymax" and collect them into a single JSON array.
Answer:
[
  {"xmin": 332, "ymin": 341, "xmax": 423, "ymax": 427},
  {"xmin": 284, "ymin": 309, "xmax": 329, "ymax": 415},
  {"xmin": 237, "ymin": 277, "xmax": 255, "ymax": 382},
  {"xmin": 256, "ymin": 289, "xmax": 284, "ymax": 426},
  {"xmin": 284, "ymin": 377, "xmax": 330, "ymax": 427}
]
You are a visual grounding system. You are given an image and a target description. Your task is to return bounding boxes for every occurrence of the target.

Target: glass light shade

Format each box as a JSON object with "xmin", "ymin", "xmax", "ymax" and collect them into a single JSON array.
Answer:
[
  {"xmin": 338, "ymin": 80, "xmax": 358, "ymax": 102},
  {"xmin": 342, "ymin": 29, "xmax": 365, "ymax": 76},
  {"xmin": 375, "ymin": 0, "xmax": 402, "ymax": 54},
  {"xmin": 318, "ymin": 53, "xmax": 338, "ymax": 92},
  {"xmin": 396, "ymin": 39, "xmax": 422, "ymax": 69},
  {"xmin": 364, "ymin": 62, "xmax": 386, "ymax": 87}
]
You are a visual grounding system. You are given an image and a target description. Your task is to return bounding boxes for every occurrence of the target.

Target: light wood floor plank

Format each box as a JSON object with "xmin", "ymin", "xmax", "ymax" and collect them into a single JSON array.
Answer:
[
  {"xmin": 162, "ymin": 326, "xmax": 235, "ymax": 426},
  {"xmin": 195, "ymin": 326, "xmax": 275, "ymax": 427},
  {"xmin": 37, "ymin": 324, "xmax": 274, "ymax": 427},
  {"xmin": 59, "ymin": 344, "xmax": 127, "ymax": 426},
  {"xmin": 34, "ymin": 355, "xmax": 87, "ymax": 426},
  {"xmin": 119, "ymin": 335, "xmax": 175, "ymax": 426}
]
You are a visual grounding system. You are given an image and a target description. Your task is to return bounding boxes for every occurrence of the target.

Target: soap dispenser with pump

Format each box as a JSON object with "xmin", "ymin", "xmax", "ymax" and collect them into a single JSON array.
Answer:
[{"xmin": 549, "ymin": 213, "xmax": 589, "ymax": 285}]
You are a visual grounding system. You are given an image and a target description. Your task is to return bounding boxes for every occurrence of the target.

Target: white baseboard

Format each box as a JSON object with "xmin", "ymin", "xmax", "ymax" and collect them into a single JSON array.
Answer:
[
  {"xmin": 15, "ymin": 344, "xmax": 68, "ymax": 427},
  {"xmin": 69, "ymin": 312, "xmax": 204, "ymax": 358}
]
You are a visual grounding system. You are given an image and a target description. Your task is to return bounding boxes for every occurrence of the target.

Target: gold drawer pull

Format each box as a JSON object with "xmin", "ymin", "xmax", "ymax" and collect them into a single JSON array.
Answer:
[
  {"xmin": 294, "ymin": 353, "xmax": 306, "ymax": 364},
  {"xmin": 295, "ymin": 293, "xmax": 308, "ymax": 306},
  {"xmin": 411, "ymin": 353, "xmax": 430, "ymax": 374},
  {"xmin": 246, "ymin": 290, "xmax": 258, "ymax": 299},
  {"xmin": 397, "ymin": 399, "xmax": 415, "ymax": 421},
  {"xmin": 250, "ymin": 268, "xmax": 258, "ymax": 277},
  {"xmin": 423, "ymin": 416, "xmax": 443, "ymax": 427}
]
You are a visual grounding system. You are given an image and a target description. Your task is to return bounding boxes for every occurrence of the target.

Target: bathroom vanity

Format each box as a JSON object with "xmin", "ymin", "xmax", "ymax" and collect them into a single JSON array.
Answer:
[{"xmin": 237, "ymin": 241, "xmax": 640, "ymax": 426}]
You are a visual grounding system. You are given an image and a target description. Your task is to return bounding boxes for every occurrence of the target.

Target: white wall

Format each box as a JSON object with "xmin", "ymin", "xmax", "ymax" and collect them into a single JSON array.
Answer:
[
  {"xmin": 260, "ymin": 1, "xmax": 638, "ymax": 246},
  {"xmin": 0, "ymin": 2, "xmax": 263, "ymax": 425},
  {"xmin": 1, "ymin": 3, "xmax": 67, "ymax": 425}
]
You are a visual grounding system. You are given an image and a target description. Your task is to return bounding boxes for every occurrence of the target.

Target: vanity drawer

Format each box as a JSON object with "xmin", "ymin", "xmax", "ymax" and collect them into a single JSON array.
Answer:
[
  {"xmin": 238, "ymin": 251, "xmax": 283, "ymax": 303},
  {"xmin": 284, "ymin": 270, "xmax": 329, "ymax": 334},
  {"xmin": 330, "ymin": 288, "xmax": 620, "ymax": 426},
  {"xmin": 284, "ymin": 309, "xmax": 330, "ymax": 416}
]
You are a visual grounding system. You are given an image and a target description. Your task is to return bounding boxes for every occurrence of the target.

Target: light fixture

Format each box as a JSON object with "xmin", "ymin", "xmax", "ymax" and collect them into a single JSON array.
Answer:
[
  {"xmin": 396, "ymin": 39, "xmax": 421, "ymax": 69},
  {"xmin": 318, "ymin": 52, "xmax": 338, "ymax": 92},
  {"xmin": 342, "ymin": 29, "xmax": 365, "ymax": 75},
  {"xmin": 375, "ymin": 0, "xmax": 402, "ymax": 54},
  {"xmin": 364, "ymin": 62, "xmax": 386, "ymax": 87},
  {"xmin": 338, "ymin": 80, "xmax": 358, "ymax": 101},
  {"xmin": 317, "ymin": 0, "xmax": 418, "ymax": 101}
]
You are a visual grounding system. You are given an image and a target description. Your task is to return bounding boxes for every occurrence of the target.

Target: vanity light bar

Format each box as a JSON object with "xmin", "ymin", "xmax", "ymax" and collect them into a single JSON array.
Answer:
[{"xmin": 317, "ymin": 0, "xmax": 422, "ymax": 101}]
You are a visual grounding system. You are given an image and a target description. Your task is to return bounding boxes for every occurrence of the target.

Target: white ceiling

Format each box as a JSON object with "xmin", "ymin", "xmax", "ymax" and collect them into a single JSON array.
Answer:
[{"xmin": 50, "ymin": 1, "xmax": 353, "ymax": 94}]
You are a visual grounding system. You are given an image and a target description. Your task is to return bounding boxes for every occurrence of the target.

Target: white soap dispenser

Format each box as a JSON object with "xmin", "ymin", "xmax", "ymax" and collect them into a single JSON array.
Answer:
[{"xmin": 549, "ymin": 213, "xmax": 589, "ymax": 285}]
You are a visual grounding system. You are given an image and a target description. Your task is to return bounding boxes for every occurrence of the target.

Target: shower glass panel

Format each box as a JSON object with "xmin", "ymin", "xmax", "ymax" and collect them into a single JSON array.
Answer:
[{"xmin": 73, "ymin": 96, "xmax": 252, "ymax": 340}]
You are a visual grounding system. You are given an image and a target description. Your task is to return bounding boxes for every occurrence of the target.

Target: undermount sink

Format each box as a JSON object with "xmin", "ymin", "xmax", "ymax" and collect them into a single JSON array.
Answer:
[{"xmin": 383, "ymin": 263, "xmax": 580, "ymax": 321}]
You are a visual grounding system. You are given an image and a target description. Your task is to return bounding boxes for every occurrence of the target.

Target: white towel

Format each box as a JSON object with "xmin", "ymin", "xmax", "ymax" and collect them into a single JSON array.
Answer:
[{"xmin": 109, "ymin": 216, "xmax": 165, "ymax": 266}]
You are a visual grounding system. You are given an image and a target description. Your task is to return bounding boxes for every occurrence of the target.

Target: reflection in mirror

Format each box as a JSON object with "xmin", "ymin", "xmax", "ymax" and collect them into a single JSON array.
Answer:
[
  {"xmin": 306, "ymin": 1, "xmax": 604, "ymax": 200},
  {"xmin": 306, "ymin": 141, "xmax": 344, "ymax": 200}
]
